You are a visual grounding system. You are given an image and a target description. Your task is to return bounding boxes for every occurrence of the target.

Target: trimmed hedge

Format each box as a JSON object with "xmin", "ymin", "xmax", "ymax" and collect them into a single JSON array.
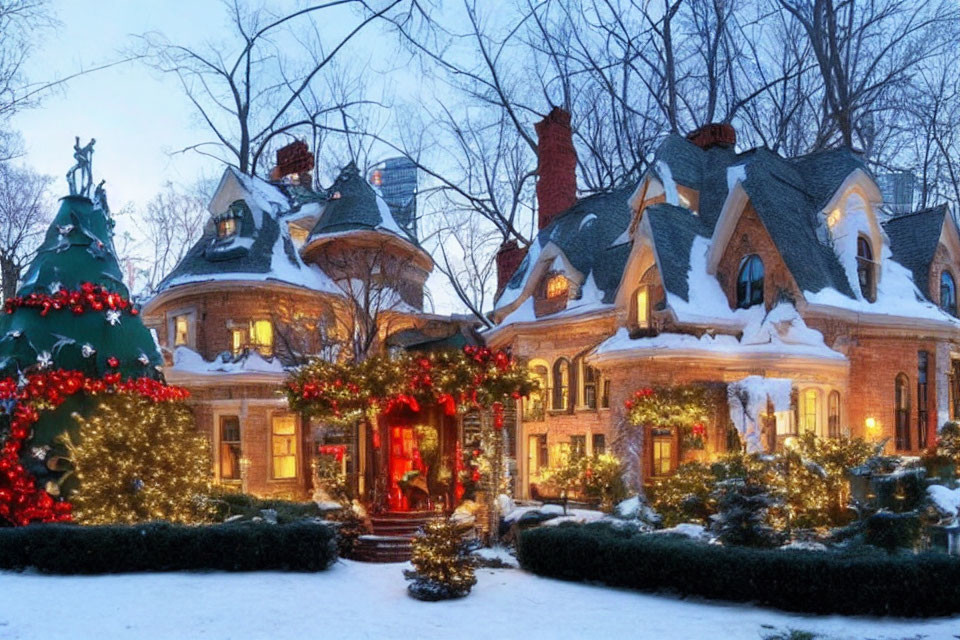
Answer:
[
  {"xmin": 0, "ymin": 522, "xmax": 337, "ymax": 574},
  {"xmin": 517, "ymin": 523, "xmax": 960, "ymax": 617}
]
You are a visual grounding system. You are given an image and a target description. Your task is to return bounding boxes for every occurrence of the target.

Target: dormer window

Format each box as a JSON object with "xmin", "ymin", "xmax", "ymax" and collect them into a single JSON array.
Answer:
[
  {"xmin": 856, "ymin": 236, "xmax": 876, "ymax": 302},
  {"xmin": 634, "ymin": 285, "xmax": 651, "ymax": 328},
  {"xmin": 545, "ymin": 274, "xmax": 569, "ymax": 300},
  {"xmin": 941, "ymin": 271, "xmax": 957, "ymax": 316},
  {"xmin": 217, "ymin": 217, "xmax": 238, "ymax": 239},
  {"xmin": 736, "ymin": 254, "xmax": 764, "ymax": 309}
]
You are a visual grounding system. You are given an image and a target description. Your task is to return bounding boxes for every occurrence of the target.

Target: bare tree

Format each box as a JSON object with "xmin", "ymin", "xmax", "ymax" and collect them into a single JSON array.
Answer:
[
  {"xmin": 136, "ymin": 0, "xmax": 420, "ymax": 176},
  {"xmin": 138, "ymin": 182, "xmax": 208, "ymax": 293},
  {"xmin": 0, "ymin": 161, "xmax": 52, "ymax": 300}
]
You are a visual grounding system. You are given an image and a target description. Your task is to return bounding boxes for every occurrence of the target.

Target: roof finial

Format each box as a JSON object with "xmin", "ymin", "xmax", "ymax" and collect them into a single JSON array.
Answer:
[{"xmin": 66, "ymin": 137, "xmax": 96, "ymax": 197}]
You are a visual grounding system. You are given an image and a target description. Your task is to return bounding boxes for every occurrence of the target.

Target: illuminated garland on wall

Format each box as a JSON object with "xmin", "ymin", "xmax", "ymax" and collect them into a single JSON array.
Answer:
[
  {"xmin": 625, "ymin": 386, "xmax": 711, "ymax": 449},
  {"xmin": 286, "ymin": 346, "xmax": 537, "ymax": 426},
  {"xmin": 0, "ymin": 369, "xmax": 189, "ymax": 526}
]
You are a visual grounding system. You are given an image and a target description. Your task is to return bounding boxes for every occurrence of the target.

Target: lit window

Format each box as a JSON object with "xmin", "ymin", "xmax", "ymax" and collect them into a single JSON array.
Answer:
[
  {"xmin": 271, "ymin": 414, "xmax": 297, "ymax": 479},
  {"xmin": 635, "ymin": 286, "xmax": 650, "ymax": 328},
  {"xmin": 941, "ymin": 271, "xmax": 956, "ymax": 316},
  {"xmin": 217, "ymin": 217, "xmax": 237, "ymax": 239},
  {"xmin": 736, "ymin": 255, "xmax": 764, "ymax": 309},
  {"xmin": 801, "ymin": 389, "xmax": 819, "ymax": 434},
  {"xmin": 219, "ymin": 416, "xmax": 241, "ymax": 480},
  {"xmin": 173, "ymin": 314, "xmax": 190, "ymax": 347},
  {"xmin": 231, "ymin": 328, "xmax": 246, "ymax": 355},
  {"xmin": 652, "ymin": 435, "xmax": 673, "ymax": 477},
  {"xmin": 546, "ymin": 274, "xmax": 568, "ymax": 300},
  {"xmin": 524, "ymin": 363, "xmax": 548, "ymax": 421},
  {"xmin": 857, "ymin": 237, "xmax": 876, "ymax": 302},
  {"xmin": 249, "ymin": 320, "xmax": 273, "ymax": 356}
]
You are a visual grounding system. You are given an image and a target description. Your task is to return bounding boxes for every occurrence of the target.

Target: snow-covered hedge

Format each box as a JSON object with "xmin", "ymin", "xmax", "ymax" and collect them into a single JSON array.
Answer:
[
  {"xmin": 0, "ymin": 521, "xmax": 337, "ymax": 574},
  {"xmin": 517, "ymin": 523, "xmax": 960, "ymax": 617}
]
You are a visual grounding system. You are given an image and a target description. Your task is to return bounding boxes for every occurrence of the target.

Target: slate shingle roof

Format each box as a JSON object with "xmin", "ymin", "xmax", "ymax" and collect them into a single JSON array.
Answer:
[
  {"xmin": 883, "ymin": 205, "xmax": 950, "ymax": 297},
  {"xmin": 644, "ymin": 203, "xmax": 708, "ymax": 302},
  {"xmin": 500, "ymin": 186, "xmax": 635, "ymax": 306}
]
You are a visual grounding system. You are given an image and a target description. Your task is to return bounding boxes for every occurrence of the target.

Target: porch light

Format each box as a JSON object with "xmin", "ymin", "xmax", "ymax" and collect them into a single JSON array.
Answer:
[{"xmin": 865, "ymin": 417, "xmax": 877, "ymax": 431}]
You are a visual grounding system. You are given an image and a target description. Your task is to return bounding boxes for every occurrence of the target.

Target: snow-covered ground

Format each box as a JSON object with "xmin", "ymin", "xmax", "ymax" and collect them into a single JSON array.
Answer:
[{"xmin": 0, "ymin": 560, "xmax": 954, "ymax": 640}]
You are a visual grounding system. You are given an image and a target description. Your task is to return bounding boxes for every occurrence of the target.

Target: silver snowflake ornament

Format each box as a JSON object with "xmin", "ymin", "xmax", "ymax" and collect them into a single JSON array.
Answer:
[
  {"xmin": 31, "ymin": 445, "xmax": 50, "ymax": 461},
  {"xmin": 138, "ymin": 352, "xmax": 150, "ymax": 365},
  {"xmin": 36, "ymin": 351, "xmax": 52, "ymax": 368},
  {"xmin": 105, "ymin": 309, "xmax": 121, "ymax": 326},
  {"xmin": 57, "ymin": 224, "xmax": 74, "ymax": 236},
  {"xmin": 48, "ymin": 281, "xmax": 62, "ymax": 294},
  {"xmin": 6, "ymin": 330, "xmax": 21, "ymax": 339},
  {"xmin": 81, "ymin": 343, "xmax": 96, "ymax": 358}
]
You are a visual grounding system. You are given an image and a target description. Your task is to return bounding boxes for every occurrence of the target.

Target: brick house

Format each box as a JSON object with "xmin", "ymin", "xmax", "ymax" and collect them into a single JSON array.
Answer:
[
  {"xmin": 142, "ymin": 153, "xmax": 467, "ymax": 501},
  {"xmin": 488, "ymin": 109, "xmax": 960, "ymax": 498}
]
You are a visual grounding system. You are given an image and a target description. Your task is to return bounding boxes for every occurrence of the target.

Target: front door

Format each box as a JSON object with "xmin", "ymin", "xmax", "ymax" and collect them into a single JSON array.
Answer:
[{"xmin": 388, "ymin": 426, "xmax": 417, "ymax": 511}]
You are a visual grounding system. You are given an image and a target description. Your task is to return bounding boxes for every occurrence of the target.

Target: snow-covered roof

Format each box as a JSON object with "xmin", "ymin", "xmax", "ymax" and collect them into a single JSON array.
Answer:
[
  {"xmin": 171, "ymin": 346, "xmax": 285, "ymax": 375},
  {"xmin": 155, "ymin": 168, "xmax": 340, "ymax": 296},
  {"xmin": 591, "ymin": 302, "xmax": 847, "ymax": 364}
]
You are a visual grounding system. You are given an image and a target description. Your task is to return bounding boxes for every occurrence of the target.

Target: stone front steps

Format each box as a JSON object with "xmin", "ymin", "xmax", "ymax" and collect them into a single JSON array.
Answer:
[{"xmin": 353, "ymin": 511, "xmax": 435, "ymax": 563}]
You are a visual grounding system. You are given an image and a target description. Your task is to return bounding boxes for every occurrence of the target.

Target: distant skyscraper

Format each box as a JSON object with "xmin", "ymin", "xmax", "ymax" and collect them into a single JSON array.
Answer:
[
  {"xmin": 877, "ymin": 171, "xmax": 916, "ymax": 215},
  {"xmin": 369, "ymin": 157, "xmax": 418, "ymax": 240}
]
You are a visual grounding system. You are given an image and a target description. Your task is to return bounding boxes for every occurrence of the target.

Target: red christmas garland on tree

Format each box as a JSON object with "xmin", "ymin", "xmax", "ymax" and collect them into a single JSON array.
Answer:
[
  {"xmin": 0, "ymin": 369, "xmax": 189, "ymax": 526},
  {"xmin": 4, "ymin": 282, "xmax": 140, "ymax": 317}
]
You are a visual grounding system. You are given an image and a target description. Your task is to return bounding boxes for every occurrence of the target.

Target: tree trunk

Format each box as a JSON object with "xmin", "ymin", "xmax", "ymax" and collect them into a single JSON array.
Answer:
[{"xmin": 0, "ymin": 256, "xmax": 20, "ymax": 303}]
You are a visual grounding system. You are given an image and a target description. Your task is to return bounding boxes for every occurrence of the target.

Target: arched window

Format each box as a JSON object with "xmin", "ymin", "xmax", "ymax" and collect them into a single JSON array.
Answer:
[
  {"xmin": 895, "ymin": 373, "xmax": 911, "ymax": 450},
  {"xmin": 524, "ymin": 363, "xmax": 549, "ymax": 421},
  {"xmin": 552, "ymin": 358, "xmax": 570, "ymax": 410},
  {"xmin": 827, "ymin": 391, "xmax": 841, "ymax": 438},
  {"xmin": 736, "ymin": 255, "xmax": 764, "ymax": 309},
  {"xmin": 857, "ymin": 236, "xmax": 876, "ymax": 302},
  {"xmin": 546, "ymin": 274, "xmax": 569, "ymax": 299},
  {"xmin": 582, "ymin": 364, "xmax": 598, "ymax": 409},
  {"xmin": 941, "ymin": 271, "xmax": 957, "ymax": 316},
  {"xmin": 634, "ymin": 286, "xmax": 651, "ymax": 328}
]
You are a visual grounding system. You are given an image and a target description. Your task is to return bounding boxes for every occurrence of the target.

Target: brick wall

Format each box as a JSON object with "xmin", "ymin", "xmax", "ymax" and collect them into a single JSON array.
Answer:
[{"xmin": 715, "ymin": 204, "xmax": 801, "ymax": 309}]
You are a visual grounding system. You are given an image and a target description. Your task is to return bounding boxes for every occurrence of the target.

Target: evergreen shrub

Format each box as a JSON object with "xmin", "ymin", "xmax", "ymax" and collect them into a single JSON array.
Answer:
[
  {"xmin": 517, "ymin": 523, "xmax": 960, "ymax": 616},
  {"xmin": 0, "ymin": 522, "xmax": 337, "ymax": 574}
]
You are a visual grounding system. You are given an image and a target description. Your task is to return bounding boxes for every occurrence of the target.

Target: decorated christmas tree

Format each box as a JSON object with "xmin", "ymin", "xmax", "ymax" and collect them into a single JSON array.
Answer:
[
  {"xmin": 0, "ymin": 139, "xmax": 174, "ymax": 526},
  {"xmin": 405, "ymin": 514, "xmax": 477, "ymax": 600}
]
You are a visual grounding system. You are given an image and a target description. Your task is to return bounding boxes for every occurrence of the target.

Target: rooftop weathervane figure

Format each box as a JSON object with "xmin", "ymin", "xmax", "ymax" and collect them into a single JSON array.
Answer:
[{"xmin": 66, "ymin": 137, "xmax": 96, "ymax": 197}]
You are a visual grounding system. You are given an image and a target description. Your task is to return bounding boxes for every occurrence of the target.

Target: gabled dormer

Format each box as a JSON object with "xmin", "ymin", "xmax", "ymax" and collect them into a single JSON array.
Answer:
[{"xmin": 884, "ymin": 204, "xmax": 957, "ymax": 314}]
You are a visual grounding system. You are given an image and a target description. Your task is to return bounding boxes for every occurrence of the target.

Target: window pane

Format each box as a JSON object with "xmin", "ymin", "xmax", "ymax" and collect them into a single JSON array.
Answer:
[
  {"xmin": 570, "ymin": 435, "xmax": 586, "ymax": 460},
  {"xmin": 219, "ymin": 416, "xmax": 240, "ymax": 480},
  {"xmin": 635, "ymin": 287, "xmax": 649, "ymax": 327},
  {"xmin": 271, "ymin": 415, "xmax": 297, "ymax": 479},
  {"xmin": 737, "ymin": 255, "xmax": 764, "ymax": 309},
  {"xmin": 592, "ymin": 433, "xmax": 606, "ymax": 456},
  {"xmin": 250, "ymin": 320, "xmax": 273, "ymax": 356},
  {"xmin": 802, "ymin": 390, "xmax": 818, "ymax": 433},
  {"xmin": 174, "ymin": 315, "xmax": 189, "ymax": 346},
  {"xmin": 941, "ymin": 272, "xmax": 956, "ymax": 315}
]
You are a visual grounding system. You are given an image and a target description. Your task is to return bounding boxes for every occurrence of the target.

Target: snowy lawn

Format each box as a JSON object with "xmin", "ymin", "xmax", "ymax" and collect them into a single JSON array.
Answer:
[{"xmin": 1, "ymin": 560, "xmax": 955, "ymax": 640}]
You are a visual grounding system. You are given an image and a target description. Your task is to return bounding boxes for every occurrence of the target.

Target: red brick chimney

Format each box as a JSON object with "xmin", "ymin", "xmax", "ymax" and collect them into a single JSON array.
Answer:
[
  {"xmin": 495, "ymin": 239, "xmax": 528, "ymax": 300},
  {"xmin": 535, "ymin": 107, "xmax": 578, "ymax": 230},
  {"xmin": 685, "ymin": 123, "xmax": 736, "ymax": 150}
]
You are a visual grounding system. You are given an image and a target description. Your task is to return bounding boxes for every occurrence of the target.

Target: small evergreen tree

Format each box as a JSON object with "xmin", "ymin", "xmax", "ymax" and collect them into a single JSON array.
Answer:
[{"xmin": 405, "ymin": 515, "xmax": 476, "ymax": 600}]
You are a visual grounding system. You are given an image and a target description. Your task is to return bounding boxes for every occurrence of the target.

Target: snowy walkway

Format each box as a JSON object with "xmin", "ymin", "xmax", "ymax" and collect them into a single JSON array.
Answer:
[{"xmin": 0, "ymin": 560, "xmax": 953, "ymax": 639}]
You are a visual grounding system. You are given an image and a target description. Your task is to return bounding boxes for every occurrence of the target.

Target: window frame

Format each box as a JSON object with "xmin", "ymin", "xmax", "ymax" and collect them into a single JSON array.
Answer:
[
  {"xmin": 581, "ymin": 363, "xmax": 598, "ymax": 410},
  {"xmin": 218, "ymin": 415, "xmax": 242, "ymax": 481},
  {"xmin": 169, "ymin": 309, "xmax": 196, "ymax": 350},
  {"xmin": 800, "ymin": 388, "xmax": 820, "ymax": 435},
  {"xmin": 545, "ymin": 273, "xmax": 569, "ymax": 300},
  {"xmin": 941, "ymin": 270, "xmax": 957, "ymax": 316},
  {"xmin": 524, "ymin": 361, "xmax": 550, "ymax": 422},
  {"xmin": 736, "ymin": 254, "xmax": 765, "ymax": 309},
  {"xmin": 857, "ymin": 236, "xmax": 876, "ymax": 302},
  {"xmin": 592, "ymin": 433, "xmax": 606, "ymax": 456},
  {"xmin": 895, "ymin": 373, "xmax": 911, "ymax": 451},
  {"xmin": 827, "ymin": 391, "xmax": 841, "ymax": 438},
  {"xmin": 216, "ymin": 216, "xmax": 238, "ymax": 239},
  {"xmin": 633, "ymin": 284, "xmax": 651, "ymax": 329},
  {"xmin": 269, "ymin": 413, "xmax": 299, "ymax": 481},
  {"xmin": 551, "ymin": 358, "xmax": 570, "ymax": 411},
  {"xmin": 917, "ymin": 352, "xmax": 929, "ymax": 450}
]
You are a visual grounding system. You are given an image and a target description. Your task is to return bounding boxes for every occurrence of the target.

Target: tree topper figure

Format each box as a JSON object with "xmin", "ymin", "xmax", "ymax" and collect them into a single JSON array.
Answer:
[{"xmin": 66, "ymin": 137, "xmax": 96, "ymax": 197}]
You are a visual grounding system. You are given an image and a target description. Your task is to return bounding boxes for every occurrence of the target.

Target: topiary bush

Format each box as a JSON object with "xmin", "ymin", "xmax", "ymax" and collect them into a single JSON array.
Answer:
[
  {"xmin": 517, "ymin": 522, "xmax": 960, "ymax": 617},
  {"xmin": 0, "ymin": 521, "xmax": 337, "ymax": 574}
]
